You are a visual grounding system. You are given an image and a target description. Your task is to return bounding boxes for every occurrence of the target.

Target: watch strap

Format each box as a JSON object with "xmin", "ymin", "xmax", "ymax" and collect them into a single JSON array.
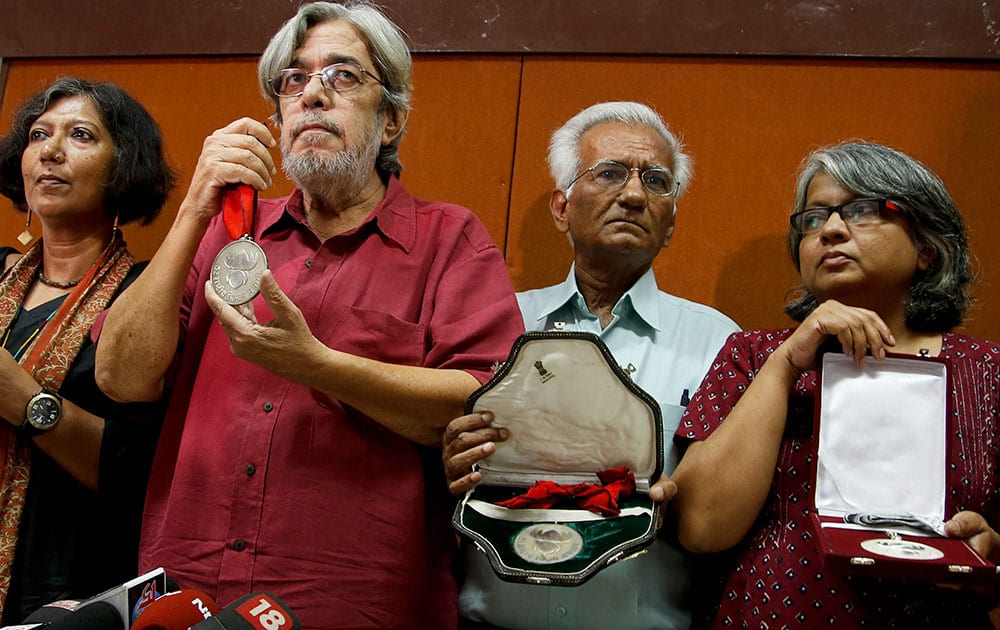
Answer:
[{"xmin": 16, "ymin": 419, "xmax": 45, "ymax": 439}]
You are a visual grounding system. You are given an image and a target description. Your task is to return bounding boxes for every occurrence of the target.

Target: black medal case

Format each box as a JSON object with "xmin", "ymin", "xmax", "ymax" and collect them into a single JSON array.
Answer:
[
  {"xmin": 809, "ymin": 352, "xmax": 994, "ymax": 584},
  {"xmin": 452, "ymin": 331, "xmax": 663, "ymax": 586}
]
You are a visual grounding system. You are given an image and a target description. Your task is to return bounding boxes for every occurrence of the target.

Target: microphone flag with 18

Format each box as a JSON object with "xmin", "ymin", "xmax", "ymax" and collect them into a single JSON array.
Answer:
[{"xmin": 189, "ymin": 593, "xmax": 299, "ymax": 630}]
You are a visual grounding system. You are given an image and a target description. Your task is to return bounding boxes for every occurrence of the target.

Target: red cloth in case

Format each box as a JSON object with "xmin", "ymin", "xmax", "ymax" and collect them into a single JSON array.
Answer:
[{"xmin": 496, "ymin": 467, "xmax": 636, "ymax": 517}]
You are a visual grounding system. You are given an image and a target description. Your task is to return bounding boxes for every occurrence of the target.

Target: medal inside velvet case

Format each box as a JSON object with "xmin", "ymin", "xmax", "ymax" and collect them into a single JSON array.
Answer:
[
  {"xmin": 810, "ymin": 352, "xmax": 994, "ymax": 584},
  {"xmin": 452, "ymin": 331, "xmax": 663, "ymax": 586}
]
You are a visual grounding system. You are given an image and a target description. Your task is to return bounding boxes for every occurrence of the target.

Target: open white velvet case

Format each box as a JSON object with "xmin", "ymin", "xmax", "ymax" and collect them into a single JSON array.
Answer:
[
  {"xmin": 452, "ymin": 332, "xmax": 663, "ymax": 586},
  {"xmin": 811, "ymin": 352, "xmax": 994, "ymax": 584}
]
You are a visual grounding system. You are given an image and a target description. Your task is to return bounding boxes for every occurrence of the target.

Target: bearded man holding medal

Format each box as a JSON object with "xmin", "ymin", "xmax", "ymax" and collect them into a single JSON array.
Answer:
[{"xmin": 94, "ymin": 2, "xmax": 524, "ymax": 628}]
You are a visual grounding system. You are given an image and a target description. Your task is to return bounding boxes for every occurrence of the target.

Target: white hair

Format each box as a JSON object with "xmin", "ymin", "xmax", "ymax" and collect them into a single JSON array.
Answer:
[{"xmin": 547, "ymin": 101, "xmax": 693, "ymax": 197}]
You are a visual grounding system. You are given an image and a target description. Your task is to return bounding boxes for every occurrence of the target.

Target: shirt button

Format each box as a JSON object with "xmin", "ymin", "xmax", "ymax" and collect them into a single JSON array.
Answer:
[
  {"xmin": 244, "ymin": 463, "xmax": 256, "ymax": 476},
  {"xmin": 305, "ymin": 259, "xmax": 313, "ymax": 268},
  {"xmin": 233, "ymin": 539, "xmax": 246, "ymax": 551},
  {"xmin": 263, "ymin": 402, "xmax": 274, "ymax": 412},
  {"xmin": 555, "ymin": 605, "xmax": 567, "ymax": 617}
]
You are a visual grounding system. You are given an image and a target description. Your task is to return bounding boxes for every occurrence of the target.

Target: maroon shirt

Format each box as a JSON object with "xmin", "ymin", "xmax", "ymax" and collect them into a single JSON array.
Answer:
[
  {"xmin": 678, "ymin": 330, "xmax": 1000, "ymax": 628},
  {"xmin": 137, "ymin": 178, "xmax": 524, "ymax": 629}
]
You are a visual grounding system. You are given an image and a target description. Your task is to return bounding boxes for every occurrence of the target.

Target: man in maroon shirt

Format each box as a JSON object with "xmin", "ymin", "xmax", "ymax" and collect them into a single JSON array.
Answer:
[{"xmin": 94, "ymin": 2, "xmax": 524, "ymax": 628}]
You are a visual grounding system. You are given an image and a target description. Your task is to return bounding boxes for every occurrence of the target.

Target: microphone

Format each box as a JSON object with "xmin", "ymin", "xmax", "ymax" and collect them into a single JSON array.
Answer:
[
  {"xmin": 8, "ymin": 573, "xmax": 177, "ymax": 630},
  {"xmin": 21, "ymin": 600, "xmax": 80, "ymax": 624},
  {"xmin": 189, "ymin": 593, "xmax": 299, "ymax": 630},
  {"xmin": 44, "ymin": 601, "xmax": 123, "ymax": 629},
  {"xmin": 79, "ymin": 567, "xmax": 169, "ymax": 627},
  {"xmin": 130, "ymin": 589, "xmax": 219, "ymax": 630}
]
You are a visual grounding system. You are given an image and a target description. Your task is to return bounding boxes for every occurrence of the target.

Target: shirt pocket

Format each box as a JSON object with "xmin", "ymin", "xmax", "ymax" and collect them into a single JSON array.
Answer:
[{"xmin": 319, "ymin": 305, "xmax": 427, "ymax": 368}]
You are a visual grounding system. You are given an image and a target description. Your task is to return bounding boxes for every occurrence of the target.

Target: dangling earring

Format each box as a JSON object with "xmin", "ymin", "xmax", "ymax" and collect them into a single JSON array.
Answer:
[
  {"xmin": 111, "ymin": 212, "xmax": 120, "ymax": 240},
  {"xmin": 17, "ymin": 209, "xmax": 34, "ymax": 246}
]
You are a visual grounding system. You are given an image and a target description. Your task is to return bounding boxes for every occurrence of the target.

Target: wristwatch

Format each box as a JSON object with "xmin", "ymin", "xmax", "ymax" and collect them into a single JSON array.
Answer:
[{"xmin": 19, "ymin": 389, "xmax": 63, "ymax": 438}]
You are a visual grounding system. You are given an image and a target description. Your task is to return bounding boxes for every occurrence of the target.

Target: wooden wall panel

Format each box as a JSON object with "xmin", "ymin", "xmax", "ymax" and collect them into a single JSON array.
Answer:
[
  {"xmin": 399, "ymin": 56, "xmax": 522, "ymax": 248},
  {"xmin": 2, "ymin": 0, "xmax": 998, "ymax": 59},
  {"xmin": 0, "ymin": 55, "xmax": 522, "ymax": 260},
  {"xmin": 2, "ymin": 55, "xmax": 998, "ymax": 340},
  {"xmin": 508, "ymin": 57, "xmax": 1000, "ymax": 337}
]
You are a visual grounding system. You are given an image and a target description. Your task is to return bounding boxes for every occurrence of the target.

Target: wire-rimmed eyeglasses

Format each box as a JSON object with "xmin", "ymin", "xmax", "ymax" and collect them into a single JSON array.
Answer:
[
  {"xmin": 269, "ymin": 62, "xmax": 383, "ymax": 98},
  {"xmin": 790, "ymin": 198, "xmax": 902, "ymax": 235},
  {"xmin": 568, "ymin": 160, "xmax": 678, "ymax": 197}
]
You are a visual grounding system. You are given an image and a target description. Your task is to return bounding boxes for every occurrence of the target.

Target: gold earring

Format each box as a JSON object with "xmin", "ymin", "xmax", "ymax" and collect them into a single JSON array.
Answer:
[{"xmin": 17, "ymin": 210, "xmax": 34, "ymax": 246}]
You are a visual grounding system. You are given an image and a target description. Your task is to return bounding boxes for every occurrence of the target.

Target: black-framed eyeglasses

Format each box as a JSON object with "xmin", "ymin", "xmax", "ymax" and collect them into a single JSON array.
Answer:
[
  {"xmin": 790, "ymin": 198, "xmax": 902, "ymax": 234},
  {"xmin": 568, "ymin": 160, "xmax": 678, "ymax": 197},
  {"xmin": 269, "ymin": 62, "xmax": 383, "ymax": 98}
]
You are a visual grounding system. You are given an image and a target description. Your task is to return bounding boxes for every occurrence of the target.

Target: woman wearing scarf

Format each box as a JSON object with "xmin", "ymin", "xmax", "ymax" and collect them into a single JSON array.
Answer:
[{"xmin": 0, "ymin": 77, "xmax": 174, "ymax": 623}]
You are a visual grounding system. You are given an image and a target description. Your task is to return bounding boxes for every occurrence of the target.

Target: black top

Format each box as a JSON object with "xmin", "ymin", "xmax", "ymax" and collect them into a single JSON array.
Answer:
[{"xmin": 0, "ymin": 246, "xmax": 165, "ymax": 623}]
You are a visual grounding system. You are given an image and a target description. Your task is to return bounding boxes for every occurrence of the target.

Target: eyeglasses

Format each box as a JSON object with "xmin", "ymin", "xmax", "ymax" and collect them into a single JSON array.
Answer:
[
  {"xmin": 790, "ymin": 198, "xmax": 902, "ymax": 234},
  {"xmin": 269, "ymin": 62, "xmax": 383, "ymax": 98},
  {"xmin": 568, "ymin": 160, "xmax": 678, "ymax": 197}
]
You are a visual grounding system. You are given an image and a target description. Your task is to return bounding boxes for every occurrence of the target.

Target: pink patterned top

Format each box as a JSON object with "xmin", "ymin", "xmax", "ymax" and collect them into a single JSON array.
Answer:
[{"xmin": 678, "ymin": 330, "xmax": 1000, "ymax": 628}]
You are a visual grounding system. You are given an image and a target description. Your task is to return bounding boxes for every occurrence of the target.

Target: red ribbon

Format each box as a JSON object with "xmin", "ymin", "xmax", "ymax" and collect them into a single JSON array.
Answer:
[
  {"xmin": 496, "ymin": 467, "xmax": 636, "ymax": 517},
  {"xmin": 222, "ymin": 185, "xmax": 258, "ymax": 239}
]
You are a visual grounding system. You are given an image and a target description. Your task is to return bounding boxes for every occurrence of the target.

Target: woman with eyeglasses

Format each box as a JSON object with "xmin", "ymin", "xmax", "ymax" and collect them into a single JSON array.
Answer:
[
  {"xmin": 670, "ymin": 141, "xmax": 1000, "ymax": 627},
  {"xmin": 0, "ymin": 77, "xmax": 173, "ymax": 622}
]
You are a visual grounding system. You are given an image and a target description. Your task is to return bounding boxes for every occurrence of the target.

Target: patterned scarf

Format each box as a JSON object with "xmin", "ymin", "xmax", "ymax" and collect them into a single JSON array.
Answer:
[{"xmin": 0, "ymin": 235, "xmax": 133, "ymax": 613}]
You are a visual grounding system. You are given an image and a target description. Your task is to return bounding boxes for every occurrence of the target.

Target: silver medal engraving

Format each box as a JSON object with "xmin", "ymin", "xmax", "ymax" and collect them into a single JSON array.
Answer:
[
  {"xmin": 210, "ymin": 237, "xmax": 268, "ymax": 305},
  {"xmin": 859, "ymin": 537, "xmax": 944, "ymax": 561},
  {"xmin": 513, "ymin": 523, "xmax": 584, "ymax": 565}
]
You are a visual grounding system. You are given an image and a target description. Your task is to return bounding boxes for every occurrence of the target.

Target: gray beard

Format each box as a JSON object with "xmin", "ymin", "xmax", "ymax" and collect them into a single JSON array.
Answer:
[{"xmin": 282, "ymin": 117, "xmax": 382, "ymax": 204}]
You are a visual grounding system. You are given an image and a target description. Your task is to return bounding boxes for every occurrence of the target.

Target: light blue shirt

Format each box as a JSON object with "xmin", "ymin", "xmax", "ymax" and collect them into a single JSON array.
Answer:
[{"xmin": 458, "ymin": 265, "xmax": 739, "ymax": 630}]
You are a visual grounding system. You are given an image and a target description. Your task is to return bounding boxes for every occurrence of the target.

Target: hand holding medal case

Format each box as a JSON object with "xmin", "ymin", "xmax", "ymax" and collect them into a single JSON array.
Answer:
[
  {"xmin": 211, "ymin": 184, "xmax": 268, "ymax": 305},
  {"xmin": 809, "ymin": 352, "xmax": 994, "ymax": 584},
  {"xmin": 452, "ymin": 331, "xmax": 663, "ymax": 586}
]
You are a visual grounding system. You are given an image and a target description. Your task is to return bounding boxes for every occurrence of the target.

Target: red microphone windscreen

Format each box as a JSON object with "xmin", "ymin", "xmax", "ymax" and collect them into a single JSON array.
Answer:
[
  {"xmin": 130, "ymin": 589, "xmax": 220, "ymax": 630},
  {"xmin": 189, "ymin": 592, "xmax": 300, "ymax": 630}
]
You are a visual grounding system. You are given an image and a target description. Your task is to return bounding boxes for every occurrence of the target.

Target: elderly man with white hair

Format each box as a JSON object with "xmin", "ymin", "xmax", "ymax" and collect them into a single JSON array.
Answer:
[{"xmin": 443, "ymin": 101, "xmax": 739, "ymax": 630}]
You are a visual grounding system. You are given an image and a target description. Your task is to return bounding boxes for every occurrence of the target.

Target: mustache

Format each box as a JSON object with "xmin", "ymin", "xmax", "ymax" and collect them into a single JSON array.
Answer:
[{"xmin": 289, "ymin": 116, "xmax": 343, "ymax": 141}]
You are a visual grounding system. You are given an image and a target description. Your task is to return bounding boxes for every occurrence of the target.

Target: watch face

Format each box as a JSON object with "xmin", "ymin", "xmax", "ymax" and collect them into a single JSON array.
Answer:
[{"xmin": 28, "ymin": 395, "xmax": 61, "ymax": 429}]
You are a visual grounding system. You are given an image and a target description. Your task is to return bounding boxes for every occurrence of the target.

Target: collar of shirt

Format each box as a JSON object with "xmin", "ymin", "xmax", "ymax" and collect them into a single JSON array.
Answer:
[
  {"xmin": 529, "ymin": 264, "xmax": 663, "ymax": 332},
  {"xmin": 259, "ymin": 175, "xmax": 417, "ymax": 253}
]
